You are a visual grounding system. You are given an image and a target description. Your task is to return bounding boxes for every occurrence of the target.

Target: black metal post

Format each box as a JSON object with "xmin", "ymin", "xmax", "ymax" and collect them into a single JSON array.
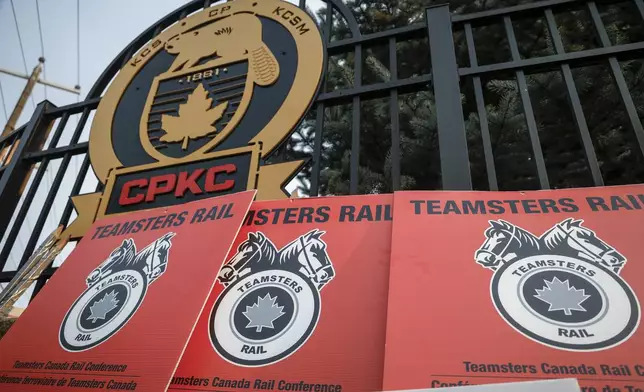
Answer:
[
  {"xmin": 310, "ymin": 104, "xmax": 324, "ymax": 196},
  {"xmin": 389, "ymin": 36, "xmax": 401, "ymax": 191},
  {"xmin": 350, "ymin": 44, "xmax": 362, "ymax": 195},
  {"xmin": 588, "ymin": 1, "xmax": 644, "ymax": 159},
  {"xmin": 504, "ymin": 16, "xmax": 550, "ymax": 189},
  {"xmin": 464, "ymin": 22, "xmax": 498, "ymax": 191},
  {"xmin": 425, "ymin": 4, "xmax": 472, "ymax": 190},
  {"xmin": 544, "ymin": 8, "xmax": 603, "ymax": 186}
]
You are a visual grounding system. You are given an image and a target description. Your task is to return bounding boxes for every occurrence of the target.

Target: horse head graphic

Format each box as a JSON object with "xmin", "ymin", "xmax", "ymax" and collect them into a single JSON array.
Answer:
[
  {"xmin": 475, "ymin": 220, "xmax": 541, "ymax": 270},
  {"xmin": 217, "ymin": 230, "xmax": 334, "ymax": 290},
  {"xmin": 541, "ymin": 218, "xmax": 625, "ymax": 273},
  {"xmin": 475, "ymin": 218, "xmax": 626, "ymax": 274},
  {"xmin": 217, "ymin": 232, "xmax": 279, "ymax": 286},
  {"xmin": 279, "ymin": 229, "xmax": 335, "ymax": 290},
  {"xmin": 86, "ymin": 233, "xmax": 174, "ymax": 287}
]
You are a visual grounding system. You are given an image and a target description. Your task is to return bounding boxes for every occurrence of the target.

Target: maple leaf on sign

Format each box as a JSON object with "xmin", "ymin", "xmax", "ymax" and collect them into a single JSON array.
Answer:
[
  {"xmin": 160, "ymin": 84, "xmax": 228, "ymax": 150},
  {"xmin": 534, "ymin": 277, "xmax": 591, "ymax": 315},
  {"xmin": 87, "ymin": 290, "xmax": 120, "ymax": 323},
  {"xmin": 242, "ymin": 293, "xmax": 285, "ymax": 332}
]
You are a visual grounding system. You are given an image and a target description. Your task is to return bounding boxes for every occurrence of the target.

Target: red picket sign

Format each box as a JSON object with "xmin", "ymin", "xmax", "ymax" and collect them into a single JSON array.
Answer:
[
  {"xmin": 172, "ymin": 194, "xmax": 393, "ymax": 392},
  {"xmin": 0, "ymin": 191, "xmax": 255, "ymax": 392},
  {"xmin": 384, "ymin": 186, "xmax": 644, "ymax": 392}
]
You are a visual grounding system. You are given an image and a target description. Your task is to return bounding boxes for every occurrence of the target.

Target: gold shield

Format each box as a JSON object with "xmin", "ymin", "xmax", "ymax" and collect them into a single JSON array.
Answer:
[{"xmin": 139, "ymin": 13, "xmax": 280, "ymax": 161}]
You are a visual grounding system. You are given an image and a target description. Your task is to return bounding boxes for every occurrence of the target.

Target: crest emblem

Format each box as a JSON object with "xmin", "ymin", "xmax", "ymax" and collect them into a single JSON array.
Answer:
[
  {"xmin": 140, "ymin": 12, "xmax": 280, "ymax": 160},
  {"xmin": 210, "ymin": 230, "xmax": 335, "ymax": 366},
  {"xmin": 59, "ymin": 233, "xmax": 174, "ymax": 351},
  {"xmin": 475, "ymin": 219, "xmax": 640, "ymax": 351},
  {"xmin": 65, "ymin": 0, "xmax": 324, "ymax": 240}
]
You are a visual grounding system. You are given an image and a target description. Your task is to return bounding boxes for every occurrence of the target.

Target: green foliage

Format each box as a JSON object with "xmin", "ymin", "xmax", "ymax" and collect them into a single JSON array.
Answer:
[{"xmin": 286, "ymin": 0, "xmax": 644, "ymax": 195}]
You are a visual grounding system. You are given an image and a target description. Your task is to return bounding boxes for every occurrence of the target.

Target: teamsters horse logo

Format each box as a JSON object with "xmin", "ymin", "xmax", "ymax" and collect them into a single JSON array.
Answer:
[
  {"xmin": 475, "ymin": 219, "xmax": 639, "ymax": 351},
  {"xmin": 59, "ymin": 233, "xmax": 174, "ymax": 351},
  {"xmin": 210, "ymin": 230, "xmax": 334, "ymax": 366}
]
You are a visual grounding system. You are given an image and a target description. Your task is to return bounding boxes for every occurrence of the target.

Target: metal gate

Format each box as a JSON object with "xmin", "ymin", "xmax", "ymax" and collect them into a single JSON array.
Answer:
[{"xmin": 1, "ymin": 0, "xmax": 643, "ymax": 303}]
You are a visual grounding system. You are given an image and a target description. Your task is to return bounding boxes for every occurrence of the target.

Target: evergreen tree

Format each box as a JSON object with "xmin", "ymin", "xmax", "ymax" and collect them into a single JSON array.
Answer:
[{"xmin": 284, "ymin": 0, "xmax": 644, "ymax": 195}]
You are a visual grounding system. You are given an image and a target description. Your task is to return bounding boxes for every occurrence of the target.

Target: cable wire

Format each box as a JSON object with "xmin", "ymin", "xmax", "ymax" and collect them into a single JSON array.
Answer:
[
  {"xmin": 74, "ymin": 0, "xmax": 81, "ymax": 176},
  {"xmin": 35, "ymin": 1, "xmax": 58, "ymax": 226},
  {"xmin": 0, "ymin": 80, "xmax": 8, "ymax": 124},
  {"xmin": 10, "ymin": 0, "xmax": 36, "ymax": 109},
  {"xmin": 35, "ymin": 0, "xmax": 47, "ymax": 99}
]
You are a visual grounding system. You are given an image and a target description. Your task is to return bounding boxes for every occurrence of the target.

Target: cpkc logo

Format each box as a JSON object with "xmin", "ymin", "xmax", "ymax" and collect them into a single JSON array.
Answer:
[{"xmin": 64, "ymin": 0, "xmax": 324, "ymax": 240}]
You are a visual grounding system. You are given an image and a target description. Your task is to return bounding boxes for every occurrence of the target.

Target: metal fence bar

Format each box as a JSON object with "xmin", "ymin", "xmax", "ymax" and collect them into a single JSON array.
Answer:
[
  {"xmin": 588, "ymin": 1, "xmax": 644, "ymax": 158},
  {"xmin": 15, "ymin": 109, "xmax": 91, "ymax": 271},
  {"xmin": 324, "ymin": 2, "xmax": 333, "ymax": 41},
  {"xmin": 389, "ymin": 37, "xmax": 401, "ymax": 191},
  {"xmin": 326, "ymin": 0, "xmax": 587, "ymax": 53},
  {"xmin": 0, "ymin": 102, "xmax": 50, "ymax": 242},
  {"xmin": 452, "ymin": 0, "xmax": 587, "ymax": 26},
  {"xmin": 0, "ymin": 164, "xmax": 48, "ymax": 270},
  {"xmin": 16, "ymin": 159, "xmax": 73, "ymax": 270},
  {"xmin": 24, "ymin": 143, "xmax": 88, "ymax": 162},
  {"xmin": 309, "ymin": 2, "xmax": 334, "ymax": 197},
  {"xmin": 636, "ymin": 0, "xmax": 644, "ymax": 19},
  {"xmin": 309, "ymin": 104, "xmax": 324, "ymax": 196},
  {"xmin": 328, "ymin": 24, "xmax": 426, "ymax": 55},
  {"xmin": 504, "ymin": 16, "xmax": 550, "ymax": 189},
  {"xmin": 0, "ymin": 127, "xmax": 23, "ymax": 147},
  {"xmin": 464, "ymin": 23, "xmax": 498, "ymax": 191},
  {"xmin": 544, "ymin": 8, "xmax": 604, "ymax": 186},
  {"xmin": 317, "ymin": 75, "xmax": 432, "ymax": 104},
  {"xmin": 0, "ymin": 271, "xmax": 20, "ymax": 283},
  {"xmin": 426, "ymin": 5, "xmax": 472, "ymax": 190},
  {"xmin": 28, "ymin": 152, "xmax": 91, "ymax": 299},
  {"xmin": 350, "ymin": 44, "xmax": 362, "ymax": 194},
  {"xmin": 0, "ymin": 136, "xmax": 19, "ymax": 167},
  {"xmin": 328, "ymin": 0, "xmax": 360, "ymax": 38},
  {"xmin": 58, "ymin": 154, "xmax": 91, "ymax": 228},
  {"xmin": 28, "ymin": 121, "xmax": 93, "ymax": 299},
  {"xmin": 48, "ymin": 113, "xmax": 71, "ymax": 148},
  {"xmin": 45, "ymin": 98, "xmax": 100, "ymax": 117},
  {"xmin": 0, "ymin": 113, "xmax": 71, "ymax": 270},
  {"xmin": 459, "ymin": 41, "xmax": 644, "ymax": 77}
]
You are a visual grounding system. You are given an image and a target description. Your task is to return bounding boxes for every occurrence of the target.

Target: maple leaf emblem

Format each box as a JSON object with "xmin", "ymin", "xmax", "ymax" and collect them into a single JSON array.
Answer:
[
  {"xmin": 160, "ymin": 84, "xmax": 228, "ymax": 150},
  {"xmin": 87, "ymin": 290, "xmax": 120, "ymax": 323},
  {"xmin": 534, "ymin": 277, "xmax": 591, "ymax": 315},
  {"xmin": 242, "ymin": 293, "xmax": 285, "ymax": 332}
]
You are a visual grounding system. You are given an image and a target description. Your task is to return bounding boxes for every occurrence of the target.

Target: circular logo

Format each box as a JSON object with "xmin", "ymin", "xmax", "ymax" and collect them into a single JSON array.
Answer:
[
  {"xmin": 88, "ymin": 0, "xmax": 324, "ymax": 183},
  {"xmin": 59, "ymin": 270, "xmax": 147, "ymax": 352},
  {"xmin": 210, "ymin": 269, "xmax": 320, "ymax": 366},
  {"xmin": 492, "ymin": 255, "xmax": 640, "ymax": 351}
]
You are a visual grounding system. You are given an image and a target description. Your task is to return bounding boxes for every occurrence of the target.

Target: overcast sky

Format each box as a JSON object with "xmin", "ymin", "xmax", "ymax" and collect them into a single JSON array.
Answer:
[{"xmin": 0, "ymin": 0, "xmax": 324, "ymax": 308}]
